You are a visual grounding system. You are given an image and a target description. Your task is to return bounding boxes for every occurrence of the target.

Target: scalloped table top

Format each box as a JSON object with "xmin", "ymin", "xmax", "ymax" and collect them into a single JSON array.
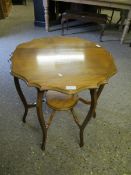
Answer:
[{"xmin": 11, "ymin": 37, "xmax": 117, "ymax": 94}]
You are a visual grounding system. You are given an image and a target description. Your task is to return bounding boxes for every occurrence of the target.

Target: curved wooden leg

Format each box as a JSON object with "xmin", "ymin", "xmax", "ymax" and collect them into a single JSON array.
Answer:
[
  {"xmin": 79, "ymin": 89, "xmax": 97, "ymax": 147},
  {"xmin": 14, "ymin": 77, "xmax": 28, "ymax": 123},
  {"xmin": 93, "ymin": 84, "xmax": 104, "ymax": 118},
  {"xmin": 36, "ymin": 89, "xmax": 47, "ymax": 150},
  {"xmin": 14, "ymin": 77, "xmax": 36, "ymax": 123},
  {"xmin": 79, "ymin": 85, "xmax": 105, "ymax": 146},
  {"xmin": 70, "ymin": 108, "xmax": 80, "ymax": 128},
  {"xmin": 96, "ymin": 84, "xmax": 105, "ymax": 99},
  {"xmin": 46, "ymin": 110, "xmax": 56, "ymax": 129}
]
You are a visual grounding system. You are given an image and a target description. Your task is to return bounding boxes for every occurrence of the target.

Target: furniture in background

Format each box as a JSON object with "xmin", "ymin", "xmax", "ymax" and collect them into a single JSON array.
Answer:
[
  {"xmin": 61, "ymin": 3, "xmax": 108, "ymax": 41},
  {"xmin": 33, "ymin": 0, "xmax": 45, "ymax": 27},
  {"xmin": 43, "ymin": 0, "xmax": 131, "ymax": 44},
  {"xmin": 12, "ymin": 0, "xmax": 26, "ymax": 5},
  {"xmin": 0, "ymin": 2, "xmax": 4, "ymax": 19},
  {"xmin": 23, "ymin": 0, "xmax": 26, "ymax": 5},
  {"xmin": 97, "ymin": 7, "xmax": 115, "ymax": 24},
  {"xmin": 61, "ymin": 12, "xmax": 108, "ymax": 41},
  {"xmin": 0, "ymin": 0, "xmax": 12, "ymax": 19},
  {"xmin": 11, "ymin": 37, "xmax": 117, "ymax": 150}
]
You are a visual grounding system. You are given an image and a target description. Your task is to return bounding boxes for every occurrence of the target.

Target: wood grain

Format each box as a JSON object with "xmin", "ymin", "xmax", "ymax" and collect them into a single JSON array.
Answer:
[{"xmin": 11, "ymin": 37, "xmax": 117, "ymax": 94}]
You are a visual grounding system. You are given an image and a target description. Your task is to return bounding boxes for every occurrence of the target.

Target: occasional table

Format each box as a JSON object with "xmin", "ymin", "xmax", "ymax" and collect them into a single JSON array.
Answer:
[{"xmin": 11, "ymin": 37, "xmax": 117, "ymax": 150}]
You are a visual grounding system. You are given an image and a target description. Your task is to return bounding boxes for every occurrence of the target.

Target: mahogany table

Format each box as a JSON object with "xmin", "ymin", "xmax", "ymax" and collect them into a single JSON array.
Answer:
[{"xmin": 11, "ymin": 37, "xmax": 117, "ymax": 150}]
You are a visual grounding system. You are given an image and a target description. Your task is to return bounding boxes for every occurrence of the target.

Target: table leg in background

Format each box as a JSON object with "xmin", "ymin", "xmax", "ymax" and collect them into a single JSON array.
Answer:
[
  {"xmin": 44, "ymin": 0, "xmax": 49, "ymax": 31},
  {"xmin": 121, "ymin": 9, "xmax": 131, "ymax": 44}
]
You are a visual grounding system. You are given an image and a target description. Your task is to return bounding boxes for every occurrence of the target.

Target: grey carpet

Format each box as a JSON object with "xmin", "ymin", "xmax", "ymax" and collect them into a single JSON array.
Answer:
[{"xmin": 0, "ymin": 1, "xmax": 131, "ymax": 175}]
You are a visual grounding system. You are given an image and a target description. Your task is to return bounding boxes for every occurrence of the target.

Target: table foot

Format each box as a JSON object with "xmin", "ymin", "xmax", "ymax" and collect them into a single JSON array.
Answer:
[
  {"xmin": 79, "ymin": 128, "xmax": 84, "ymax": 147},
  {"xmin": 23, "ymin": 109, "xmax": 28, "ymax": 123},
  {"xmin": 93, "ymin": 111, "xmax": 96, "ymax": 118}
]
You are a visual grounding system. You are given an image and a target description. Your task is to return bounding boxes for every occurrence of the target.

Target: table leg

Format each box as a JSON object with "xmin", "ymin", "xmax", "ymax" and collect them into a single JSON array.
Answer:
[
  {"xmin": 36, "ymin": 89, "xmax": 47, "ymax": 150},
  {"xmin": 93, "ymin": 84, "xmax": 104, "ymax": 118},
  {"xmin": 14, "ymin": 77, "xmax": 36, "ymax": 123},
  {"xmin": 78, "ymin": 85, "xmax": 104, "ymax": 119},
  {"xmin": 79, "ymin": 85, "xmax": 104, "ymax": 147},
  {"xmin": 79, "ymin": 89, "xmax": 97, "ymax": 147},
  {"xmin": 44, "ymin": 0, "xmax": 49, "ymax": 31},
  {"xmin": 121, "ymin": 9, "xmax": 131, "ymax": 44}
]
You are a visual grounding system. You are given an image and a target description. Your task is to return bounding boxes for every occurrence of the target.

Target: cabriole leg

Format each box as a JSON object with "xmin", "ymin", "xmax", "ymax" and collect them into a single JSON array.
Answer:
[
  {"xmin": 14, "ymin": 77, "xmax": 28, "ymax": 122},
  {"xmin": 79, "ymin": 89, "xmax": 97, "ymax": 147},
  {"xmin": 93, "ymin": 84, "xmax": 105, "ymax": 118},
  {"xmin": 14, "ymin": 77, "xmax": 36, "ymax": 122},
  {"xmin": 36, "ymin": 89, "xmax": 47, "ymax": 150}
]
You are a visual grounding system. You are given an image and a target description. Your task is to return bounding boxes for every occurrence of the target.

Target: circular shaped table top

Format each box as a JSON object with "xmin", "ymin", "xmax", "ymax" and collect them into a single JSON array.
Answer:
[{"xmin": 11, "ymin": 37, "xmax": 117, "ymax": 94}]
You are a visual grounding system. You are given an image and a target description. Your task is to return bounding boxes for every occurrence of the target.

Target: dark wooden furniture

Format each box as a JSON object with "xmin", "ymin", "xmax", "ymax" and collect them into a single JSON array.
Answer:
[
  {"xmin": 61, "ymin": 12, "xmax": 108, "ymax": 41},
  {"xmin": 44, "ymin": 0, "xmax": 131, "ymax": 44},
  {"xmin": 12, "ymin": 0, "xmax": 26, "ymax": 5},
  {"xmin": 11, "ymin": 37, "xmax": 117, "ymax": 150}
]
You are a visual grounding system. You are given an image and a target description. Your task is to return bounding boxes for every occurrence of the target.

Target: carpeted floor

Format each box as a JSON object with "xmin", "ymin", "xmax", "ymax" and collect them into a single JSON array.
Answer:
[{"xmin": 0, "ymin": 1, "xmax": 131, "ymax": 175}]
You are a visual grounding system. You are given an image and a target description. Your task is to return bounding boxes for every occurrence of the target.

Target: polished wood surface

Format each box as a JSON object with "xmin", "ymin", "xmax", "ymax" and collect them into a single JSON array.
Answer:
[
  {"xmin": 46, "ymin": 91, "xmax": 79, "ymax": 131},
  {"xmin": 11, "ymin": 37, "xmax": 117, "ymax": 94},
  {"xmin": 47, "ymin": 91, "xmax": 78, "ymax": 110}
]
